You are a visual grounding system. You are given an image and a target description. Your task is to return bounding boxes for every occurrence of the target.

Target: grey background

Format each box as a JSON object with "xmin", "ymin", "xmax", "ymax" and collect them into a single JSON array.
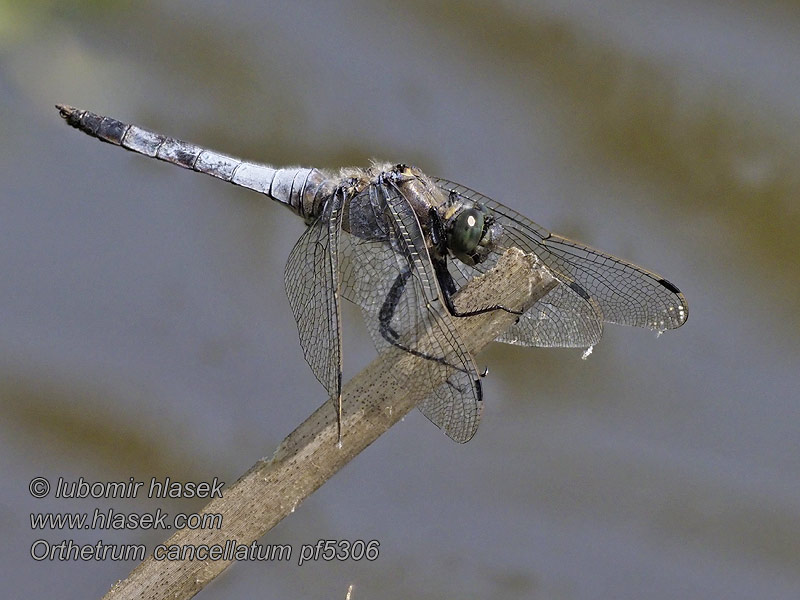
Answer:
[{"xmin": 2, "ymin": 1, "xmax": 798, "ymax": 598}]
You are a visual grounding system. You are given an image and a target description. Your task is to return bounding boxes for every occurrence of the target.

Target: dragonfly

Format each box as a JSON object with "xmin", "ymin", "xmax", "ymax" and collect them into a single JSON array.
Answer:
[{"xmin": 56, "ymin": 105, "xmax": 688, "ymax": 444}]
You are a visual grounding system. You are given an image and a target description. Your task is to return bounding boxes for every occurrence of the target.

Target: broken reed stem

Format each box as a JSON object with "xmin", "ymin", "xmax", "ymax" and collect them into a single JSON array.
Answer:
[{"xmin": 102, "ymin": 248, "xmax": 556, "ymax": 600}]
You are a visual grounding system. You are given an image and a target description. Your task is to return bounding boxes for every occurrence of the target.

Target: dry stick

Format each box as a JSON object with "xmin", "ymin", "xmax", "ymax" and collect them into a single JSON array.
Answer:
[{"xmin": 102, "ymin": 248, "xmax": 556, "ymax": 600}]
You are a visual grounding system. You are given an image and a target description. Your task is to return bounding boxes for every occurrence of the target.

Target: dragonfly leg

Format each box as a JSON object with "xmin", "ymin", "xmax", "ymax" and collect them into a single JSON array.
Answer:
[
  {"xmin": 378, "ymin": 267, "xmax": 470, "ymax": 373},
  {"xmin": 433, "ymin": 257, "xmax": 523, "ymax": 318}
]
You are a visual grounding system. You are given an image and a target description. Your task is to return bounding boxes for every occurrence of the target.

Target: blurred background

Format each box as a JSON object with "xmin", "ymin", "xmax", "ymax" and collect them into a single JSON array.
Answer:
[{"xmin": 2, "ymin": 1, "xmax": 799, "ymax": 598}]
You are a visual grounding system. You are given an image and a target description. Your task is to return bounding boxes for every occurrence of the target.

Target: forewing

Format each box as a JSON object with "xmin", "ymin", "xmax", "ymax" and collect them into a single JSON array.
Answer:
[
  {"xmin": 339, "ymin": 183, "xmax": 482, "ymax": 442},
  {"xmin": 434, "ymin": 177, "xmax": 688, "ymax": 333},
  {"xmin": 284, "ymin": 192, "xmax": 343, "ymax": 403}
]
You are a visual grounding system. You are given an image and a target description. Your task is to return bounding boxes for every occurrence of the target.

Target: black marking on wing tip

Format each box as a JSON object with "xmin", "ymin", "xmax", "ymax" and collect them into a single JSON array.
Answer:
[
  {"xmin": 463, "ymin": 378, "xmax": 484, "ymax": 444},
  {"xmin": 569, "ymin": 281, "xmax": 591, "ymax": 301},
  {"xmin": 658, "ymin": 278, "xmax": 681, "ymax": 294}
]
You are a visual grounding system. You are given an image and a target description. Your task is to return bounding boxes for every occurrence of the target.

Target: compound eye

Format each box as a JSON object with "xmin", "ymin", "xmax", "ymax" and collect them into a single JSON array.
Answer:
[{"xmin": 448, "ymin": 208, "xmax": 485, "ymax": 255}]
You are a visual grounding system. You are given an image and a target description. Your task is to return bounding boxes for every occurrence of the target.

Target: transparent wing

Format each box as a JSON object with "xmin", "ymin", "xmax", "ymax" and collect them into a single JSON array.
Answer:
[
  {"xmin": 434, "ymin": 177, "xmax": 689, "ymax": 336},
  {"xmin": 339, "ymin": 183, "xmax": 482, "ymax": 442},
  {"xmin": 447, "ymin": 238, "xmax": 603, "ymax": 348},
  {"xmin": 497, "ymin": 283, "xmax": 603, "ymax": 347},
  {"xmin": 417, "ymin": 375, "xmax": 482, "ymax": 443},
  {"xmin": 284, "ymin": 191, "xmax": 343, "ymax": 405}
]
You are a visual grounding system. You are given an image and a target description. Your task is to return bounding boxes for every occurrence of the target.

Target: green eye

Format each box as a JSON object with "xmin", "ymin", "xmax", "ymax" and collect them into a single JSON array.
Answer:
[{"xmin": 448, "ymin": 208, "xmax": 485, "ymax": 255}]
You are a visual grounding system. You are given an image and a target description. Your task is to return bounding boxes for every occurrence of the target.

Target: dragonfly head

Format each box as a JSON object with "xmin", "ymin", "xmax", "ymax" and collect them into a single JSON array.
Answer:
[{"xmin": 445, "ymin": 199, "xmax": 503, "ymax": 266}]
